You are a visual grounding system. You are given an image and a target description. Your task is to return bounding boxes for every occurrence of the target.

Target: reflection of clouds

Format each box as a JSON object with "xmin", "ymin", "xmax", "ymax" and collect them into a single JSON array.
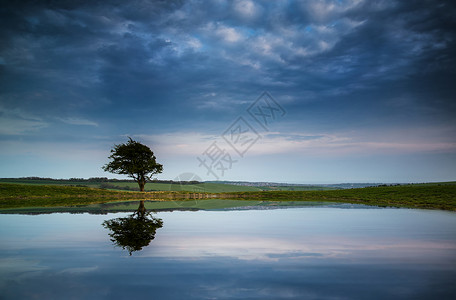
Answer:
[
  {"xmin": 1, "ymin": 232, "xmax": 108, "ymax": 251},
  {"xmin": 138, "ymin": 235, "xmax": 334, "ymax": 261},
  {"xmin": 59, "ymin": 266, "xmax": 99, "ymax": 274},
  {"xmin": 0, "ymin": 258, "xmax": 48, "ymax": 289},
  {"xmin": 140, "ymin": 235, "xmax": 456, "ymax": 266},
  {"xmin": 0, "ymin": 213, "xmax": 117, "ymax": 251},
  {"xmin": 1, "ymin": 209, "xmax": 456, "ymax": 300},
  {"xmin": 0, "ymin": 258, "xmax": 47, "ymax": 275},
  {"xmin": 266, "ymin": 252, "xmax": 324, "ymax": 259}
]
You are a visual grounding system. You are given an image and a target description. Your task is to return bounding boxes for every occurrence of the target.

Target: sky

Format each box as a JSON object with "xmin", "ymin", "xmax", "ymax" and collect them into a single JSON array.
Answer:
[{"xmin": 0, "ymin": 0, "xmax": 455, "ymax": 183}]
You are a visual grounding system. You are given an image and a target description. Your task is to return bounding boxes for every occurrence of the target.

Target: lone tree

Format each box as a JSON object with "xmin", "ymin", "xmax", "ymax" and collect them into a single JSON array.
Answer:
[{"xmin": 103, "ymin": 138, "xmax": 163, "ymax": 191}]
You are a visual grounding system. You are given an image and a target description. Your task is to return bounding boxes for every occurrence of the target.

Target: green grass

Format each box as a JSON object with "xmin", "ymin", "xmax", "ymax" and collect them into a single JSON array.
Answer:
[
  {"xmin": 0, "ymin": 182, "xmax": 455, "ymax": 212},
  {"xmin": 0, "ymin": 178, "xmax": 339, "ymax": 192},
  {"xmin": 103, "ymin": 181, "xmax": 261, "ymax": 192},
  {"xmin": 231, "ymin": 182, "xmax": 456, "ymax": 211},
  {"xmin": 0, "ymin": 183, "xmax": 261, "ymax": 210},
  {"xmin": 0, "ymin": 178, "xmax": 261, "ymax": 192},
  {"xmin": 0, "ymin": 183, "xmax": 168, "ymax": 209}
]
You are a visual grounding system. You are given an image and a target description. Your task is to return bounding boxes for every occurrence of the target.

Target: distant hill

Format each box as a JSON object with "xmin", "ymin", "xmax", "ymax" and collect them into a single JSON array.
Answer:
[{"xmin": 206, "ymin": 180, "xmax": 382, "ymax": 190}]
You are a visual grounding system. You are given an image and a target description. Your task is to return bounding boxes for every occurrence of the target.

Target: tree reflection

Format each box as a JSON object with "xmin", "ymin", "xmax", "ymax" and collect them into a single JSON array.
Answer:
[{"xmin": 102, "ymin": 201, "xmax": 163, "ymax": 255}]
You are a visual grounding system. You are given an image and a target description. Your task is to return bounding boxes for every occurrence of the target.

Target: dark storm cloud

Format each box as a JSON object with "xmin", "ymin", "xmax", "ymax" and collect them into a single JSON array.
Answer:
[{"xmin": 1, "ymin": 1, "xmax": 454, "ymax": 106}]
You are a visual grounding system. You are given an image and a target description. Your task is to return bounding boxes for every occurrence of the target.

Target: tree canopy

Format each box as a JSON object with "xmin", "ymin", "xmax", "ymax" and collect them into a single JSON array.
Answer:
[{"xmin": 102, "ymin": 138, "xmax": 163, "ymax": 191}]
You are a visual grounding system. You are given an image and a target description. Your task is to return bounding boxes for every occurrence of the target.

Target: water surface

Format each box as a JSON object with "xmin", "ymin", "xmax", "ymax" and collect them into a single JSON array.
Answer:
[{"xmin": 1, "ymin": 206, "xmax": 456, "ymax": 299}]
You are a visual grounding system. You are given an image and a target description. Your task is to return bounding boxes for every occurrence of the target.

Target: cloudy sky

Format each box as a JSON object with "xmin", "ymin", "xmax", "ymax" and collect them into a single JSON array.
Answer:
[{"xmin": 1, "ymin": 0, "xmax": 455, "ymax": 183}]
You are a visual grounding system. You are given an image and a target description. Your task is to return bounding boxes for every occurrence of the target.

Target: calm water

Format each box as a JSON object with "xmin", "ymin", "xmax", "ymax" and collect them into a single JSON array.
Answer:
[{"xmin": 1, "ymin": 205, "xmax": 456, "ymax": 299}]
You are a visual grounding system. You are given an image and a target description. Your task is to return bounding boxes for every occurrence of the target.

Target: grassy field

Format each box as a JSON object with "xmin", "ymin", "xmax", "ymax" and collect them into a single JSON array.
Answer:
[
  {"xmin": 0, "ymin": 178, "xmax": 339, "ymax": 192},
  {"xmin": 238, "ymin": 182, "xmax": 456, "ymax": 211},
  {"xmin": 1, "ymin": 181, "xmax": 455, "ymax": 212},
  {"xmin": 0, "ymin": 178, "xmax": 262, "ymax": 192},
  {"xmin": 0, "ymin": 183, "xmax": 146, "ymax": 209}
]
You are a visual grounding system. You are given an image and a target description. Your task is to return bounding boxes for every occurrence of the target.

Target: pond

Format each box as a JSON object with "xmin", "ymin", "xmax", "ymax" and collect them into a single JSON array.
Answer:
[{"xmin": 1, "ymin": 203, "xmax": 456, "ymax": 299}]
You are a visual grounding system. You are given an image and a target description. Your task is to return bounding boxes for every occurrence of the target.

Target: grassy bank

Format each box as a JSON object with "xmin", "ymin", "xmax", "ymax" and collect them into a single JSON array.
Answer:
[
  {"xmin": 0, "ymin": 182, "xmax": 455, "ymax": 211},
  {"xmin": 234, "ymin": 182, "xmax": 456, "ymax": 211},
  {"xmin": 0, "ymin": 183, "xmax": 185, "ymax": 209}
]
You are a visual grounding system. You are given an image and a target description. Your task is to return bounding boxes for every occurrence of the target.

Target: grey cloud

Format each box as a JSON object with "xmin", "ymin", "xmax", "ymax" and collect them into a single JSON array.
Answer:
[{"xmin": 0, "ymin": 0, "xmax": 455, "ymax": 135}]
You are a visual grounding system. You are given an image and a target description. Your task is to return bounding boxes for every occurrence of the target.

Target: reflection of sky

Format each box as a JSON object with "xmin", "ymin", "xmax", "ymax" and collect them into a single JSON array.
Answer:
[{"xmin": 1, "ymin": 208, "xmax": 456, "ymax": 299}]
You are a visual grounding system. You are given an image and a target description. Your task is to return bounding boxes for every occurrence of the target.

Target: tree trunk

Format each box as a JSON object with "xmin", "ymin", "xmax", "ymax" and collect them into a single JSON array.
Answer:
[{"xmin": 138, "ymin": 179, "xmax": 145, "ymax": 192}]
